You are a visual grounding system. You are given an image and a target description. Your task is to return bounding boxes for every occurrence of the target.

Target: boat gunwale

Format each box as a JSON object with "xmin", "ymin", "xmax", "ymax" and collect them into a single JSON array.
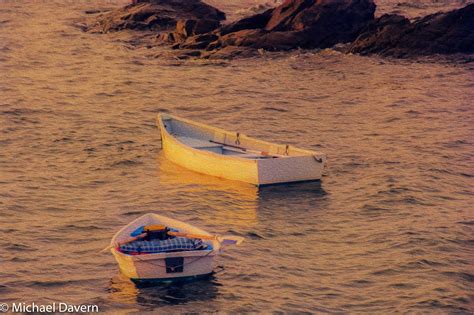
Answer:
[
  {"xmin": 157, "ymin": 113, "xmax": 325, "ymax": 160},
  {"xmin": 112, "ymin": 247, "xmax": 217, "ymax": 260}
]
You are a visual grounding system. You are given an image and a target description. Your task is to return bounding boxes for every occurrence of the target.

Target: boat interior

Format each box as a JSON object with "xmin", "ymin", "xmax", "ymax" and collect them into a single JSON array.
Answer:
[
  {"xmin": 161, "ymin": 116, "xmax": 292, "ymax": 159},
  {"xmin": 113, "ymin": 214, "xmax": 217, "ymax": 254},
  {"xmin": 117, "ymin": 225, "xmax": 211, "ymax": 255}
]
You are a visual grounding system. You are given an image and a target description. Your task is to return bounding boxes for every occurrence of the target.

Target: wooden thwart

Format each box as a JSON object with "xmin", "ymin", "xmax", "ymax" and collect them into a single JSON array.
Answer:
[{"xmin": 209, "ymin": 140, "xmax": 281, "ymax": 157}]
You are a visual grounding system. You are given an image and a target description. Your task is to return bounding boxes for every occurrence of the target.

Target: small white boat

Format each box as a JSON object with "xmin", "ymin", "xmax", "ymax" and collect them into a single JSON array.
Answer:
[
  {"xmin": 109, "ymin": 213, "xmax": 221, "ymax": 285},
  {"xmin": 157, "ymin": 113, "xmax": 326, "ymax": 186}
]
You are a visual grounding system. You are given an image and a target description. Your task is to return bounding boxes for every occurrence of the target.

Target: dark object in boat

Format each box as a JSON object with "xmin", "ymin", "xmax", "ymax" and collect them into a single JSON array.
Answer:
[{"xmin": 143, "ymin": 225, "xmax": 173, "ymax": 241}]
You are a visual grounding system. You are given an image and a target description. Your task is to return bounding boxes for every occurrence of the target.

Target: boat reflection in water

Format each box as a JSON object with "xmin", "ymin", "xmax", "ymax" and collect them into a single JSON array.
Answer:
[
  {"xmin": 109, "ymin": 273, "xmax": 220, "ymax": 309},
  {"xmin": 258, "ymin": 180, "xmax": 327, "ymax": 201},
  {"xmin": 156, "ymin": 152, "xmax": 259, "ymax": 229},
  {"xmin": 256, "ymin": 180, "xmax": 328, "ymax": 221},
  {"xmin": 157, "ymin": 152, "xmax": 328, "ymax": 223}
]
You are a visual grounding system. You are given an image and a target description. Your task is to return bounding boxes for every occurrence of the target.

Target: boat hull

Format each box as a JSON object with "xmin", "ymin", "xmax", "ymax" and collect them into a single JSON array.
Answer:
[
  {"xmin": 112, "ymin": 249, "xmax": 217, "ymax": 282},
  {"xmin": 158, "ymin": 114, "xmax": 326, "ymax": 186},
  {"xmin": 161, "ymin": 130, "xmax": 260, "ymax": 184}
]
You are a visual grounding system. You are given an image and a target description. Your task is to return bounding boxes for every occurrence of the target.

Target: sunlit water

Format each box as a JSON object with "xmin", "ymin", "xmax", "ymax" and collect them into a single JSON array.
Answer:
[{"xmin": 0, "ymin": 0, "xmax": 473, "ymax": 313}]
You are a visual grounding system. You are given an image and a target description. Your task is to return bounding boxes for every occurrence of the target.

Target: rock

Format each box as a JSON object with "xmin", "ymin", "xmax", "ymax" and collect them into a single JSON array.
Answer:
[
  {"xmin": 251, "ymin": 31, "xmax": 308, "ymax": 50},
  {"xmin": 173, "ymin": 19, "xmax": 220, "ymax": 40},
  {"xmin": 348, "ymin": 4, "xmax": 474, "ymax": 57},
  {"xmin": 263, "ymin": 0, "xmax": 376, "ymax": 48},
  {"xmin": 215, "ymin": 29, "xmax": 266, "ymax": 49},
  {"xmin": 219, "ymin": 9, "xmax": 273, "ymax": 35},
  {"xmin": 84, "ymin": 0, "xmax": 473, "ymax": 59},
  {"xmin": 86, "ymin": 0, "xmax": 225, "ymax": 33},
  {"xmin": 215, "ymin": 29, "xmax": 308, "ymax": 51},
  {"xmin": 171, "ymin": 31, "xmax": 219, "ymax": 49},
  {"xmin": 180, "ymin": 0, "xmax": 376, "ymax": 53},
  {"xmin": 156, "ymin": 31, "xmax": 176, "ymax": 43},
  {"xmin": 175, "ymin": 49, "xmax": 202, "ymax": 59},
  {"xmin": 264, "ymin": 0, "xmax": 312, "ymax": 31},
  {"xmin": 84, "ymin": 9, "xmax": 112, "ymax": 15}
]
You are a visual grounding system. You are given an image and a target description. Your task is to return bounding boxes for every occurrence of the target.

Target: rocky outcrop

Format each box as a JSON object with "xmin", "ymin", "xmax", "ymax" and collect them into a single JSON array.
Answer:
[
  {"xmin": 177, "ymin": 0, "xmax": 376, "ymax": 53},
  {"xmin": 219, "ymin": 9, "xmax": 274, "ymax": 36},
  {"xmin": 84, "ymin": 0, "xmax": 474, "ymax": 59},
  {"xmin": 158, "ymin": 18, "xmax": 221, "ymax": 43},
  {"xmin": 86, "ymin": 0, "xmax": 225, "ymax": 33},
  {"xmin": 348, "ymin": 4, "xmax": 474, "ymax": 57}
]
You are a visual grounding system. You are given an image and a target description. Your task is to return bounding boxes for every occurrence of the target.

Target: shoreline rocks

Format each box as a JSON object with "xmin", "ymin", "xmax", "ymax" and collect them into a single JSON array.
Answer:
[
  {"xmin": 347, "ymin": 4, "xmax": 474, "ymax": 57},
  {"xmin": 85, "ymin": 0, "xmax": 474, "ymax": 59},
  {"xmin": 176, "ymin": 0, "xmax": 377, "ymax": 57},
  {"xmin": 85, "ymin": 0, "xmax": 225, "ymax": 34}
]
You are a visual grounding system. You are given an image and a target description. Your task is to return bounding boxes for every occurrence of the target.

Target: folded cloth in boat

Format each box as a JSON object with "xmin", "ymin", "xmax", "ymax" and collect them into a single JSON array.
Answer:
[{"xmin": 119, "ymin": 237, "xmax": 208, "ymax": 254}]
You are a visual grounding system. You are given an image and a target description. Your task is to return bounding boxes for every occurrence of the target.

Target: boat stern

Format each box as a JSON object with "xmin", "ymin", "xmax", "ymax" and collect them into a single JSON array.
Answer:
[{"xmin": 257, "ymin": 154, "xmax": 326, "ymax": 185}]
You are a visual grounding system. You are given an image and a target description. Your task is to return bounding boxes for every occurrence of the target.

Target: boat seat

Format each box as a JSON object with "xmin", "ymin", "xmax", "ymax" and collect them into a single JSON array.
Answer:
[
  {"xmin": 176, "ymin": 136, "xmax": 222, "ymax": 149},
  {"xmin": 222, "ymin": 148, "xmax": 267, "ymax": 159}
]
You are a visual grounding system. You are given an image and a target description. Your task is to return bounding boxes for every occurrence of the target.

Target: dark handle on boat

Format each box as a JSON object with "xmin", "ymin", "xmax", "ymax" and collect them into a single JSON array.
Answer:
[
  {"xmin": 313, "ymin": 156, "xmax": 323, "ymax": 163},
  {"xmin": 210, "ymin": 140, "xmax": 247, "ymax": 151}
]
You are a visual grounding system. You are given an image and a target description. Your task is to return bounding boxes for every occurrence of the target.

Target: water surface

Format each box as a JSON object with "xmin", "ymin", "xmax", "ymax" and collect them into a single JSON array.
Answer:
[{"xmin": 0, "ymin": 0, "xmax": 473, "ymax": 313}]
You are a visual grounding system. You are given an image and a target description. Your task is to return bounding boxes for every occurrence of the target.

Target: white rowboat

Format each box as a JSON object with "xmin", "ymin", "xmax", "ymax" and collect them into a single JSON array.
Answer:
[
  {"xmin": 157, "ymin": 113, "xmax": 326, "ymax": 186},
  {"xmin": 110, "ymin": 213, "xmax": 221, "ymax": 285}
]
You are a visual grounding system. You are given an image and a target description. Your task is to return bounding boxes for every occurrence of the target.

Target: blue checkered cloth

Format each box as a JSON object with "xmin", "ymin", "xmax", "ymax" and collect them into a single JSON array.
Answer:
[{"xmin": 120, "ymin": 237, "xmax": 207, "ymax": 254}]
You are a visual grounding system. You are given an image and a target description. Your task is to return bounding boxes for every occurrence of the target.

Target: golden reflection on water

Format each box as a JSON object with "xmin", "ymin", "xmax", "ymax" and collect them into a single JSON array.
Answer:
[
  {"xmin": 109, "ymin": 274, "xmax": 139, "ymax": 305},
  {"xmin": 156, "ymin": 152, "xmax": 259, "ymax": 228}
]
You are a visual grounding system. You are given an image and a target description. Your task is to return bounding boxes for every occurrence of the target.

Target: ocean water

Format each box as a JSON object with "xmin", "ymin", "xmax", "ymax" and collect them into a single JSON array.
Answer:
[{"xmin": 0, "ymin": 0, "xmax": 473, "ymax": 313}]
